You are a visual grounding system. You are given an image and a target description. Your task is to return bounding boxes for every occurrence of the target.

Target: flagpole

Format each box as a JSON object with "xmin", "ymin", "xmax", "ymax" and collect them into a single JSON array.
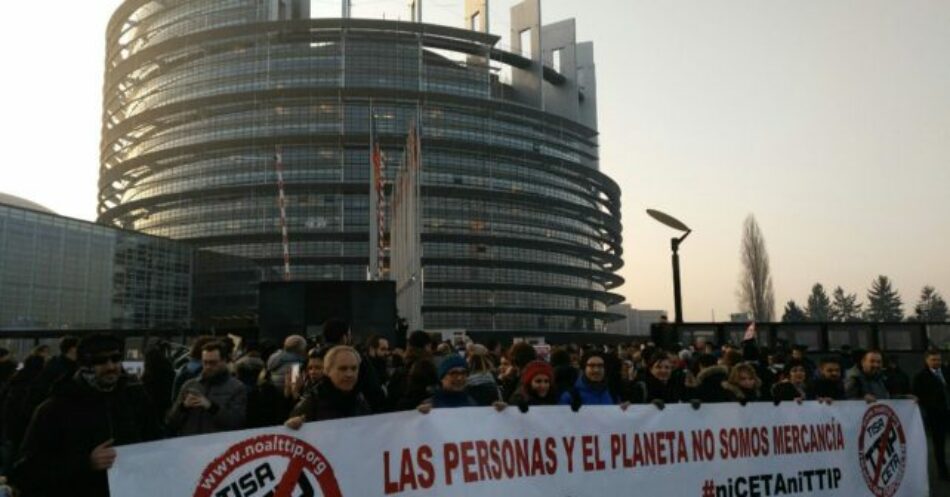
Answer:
[{"xmin": 368, "ymin": 101, "xmax": 378, "ymax": 281}]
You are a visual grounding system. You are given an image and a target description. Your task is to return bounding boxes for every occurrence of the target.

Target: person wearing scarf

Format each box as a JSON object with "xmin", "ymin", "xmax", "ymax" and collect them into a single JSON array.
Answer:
[
  {"xmin": 559, "ymin": 351, "xmax": 616, "ymax": 407},
  {"xmin": 418, "ymin": 355, "xmax": 478, "ymax": 411},
  {"xmin": 13, "ymin": 334, "xmax": 161, "ymax": 497},
  {"xmin": 642, "ymin": 352, "xmax": 686, "ymax": 404},
  {"xmin": 285, "ymin": 346, "xmax": 369, "ymax": 428},
  {"xmin": 771, "ymin": 358, "xmax": 808, "ymax": 402}
]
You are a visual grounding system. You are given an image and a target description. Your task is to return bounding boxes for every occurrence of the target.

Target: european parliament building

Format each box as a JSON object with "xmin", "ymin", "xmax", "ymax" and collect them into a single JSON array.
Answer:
[{"xmin": 96, "ymin": 0, "xmax": 624, "ymax": 335}]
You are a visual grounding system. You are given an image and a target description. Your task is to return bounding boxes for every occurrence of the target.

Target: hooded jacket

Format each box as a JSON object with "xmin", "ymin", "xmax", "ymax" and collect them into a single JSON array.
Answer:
[
  {"xmin": 721, "ymin": 380, "xmax": 762, "ymax": 403},
  {"xmin": 266, "ymin": 349, "xmax": 305, "ymax": 390},
  {"xmin": 693, "ymin": 365, "xmax": 730, "ymax": 403}
]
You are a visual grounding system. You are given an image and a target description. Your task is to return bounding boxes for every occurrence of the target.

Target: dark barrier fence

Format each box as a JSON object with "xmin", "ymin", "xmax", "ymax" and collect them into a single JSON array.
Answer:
[
  {"xmin": 651, "ymin": 321, "xmax": 950, "ymax": 371},
  {"xmin": 0, "ymin": 329, "xmax": 209, "ymax": 364}
]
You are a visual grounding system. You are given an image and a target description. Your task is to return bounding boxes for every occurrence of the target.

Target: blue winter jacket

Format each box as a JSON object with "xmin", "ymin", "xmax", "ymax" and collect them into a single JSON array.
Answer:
[{"xmin": 558, "ymin": 376, "xmax": 615, "ymax": 406}]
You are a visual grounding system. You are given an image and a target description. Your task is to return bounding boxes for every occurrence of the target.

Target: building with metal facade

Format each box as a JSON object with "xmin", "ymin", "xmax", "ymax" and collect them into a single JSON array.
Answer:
[
  {"xmin": 0, "ymin": 196, "xmax": 193, "ymax": 330},
  {"xmin": 99, "ymin": 0, "xmax": 623, "ymax": 334}
]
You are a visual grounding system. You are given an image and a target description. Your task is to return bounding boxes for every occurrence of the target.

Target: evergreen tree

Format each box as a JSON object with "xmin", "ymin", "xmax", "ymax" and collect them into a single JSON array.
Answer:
[
  {"xmin": 782, "ymin": 300, "xmax": 807, "ymax": 322},
  {"xmin": 805, "ymin": 283, "xmax": 832, "ymax": 322},
  {"xmin": 914, "ymin": 286, "xmax": 949, "ymax": 322},
  {"xmin": 830, "ymin": 286, "xmax": 863, "ymax": 322},
  {"xmin": 866, "ymin": 275, "xmax": 904, "ymax": 322}
]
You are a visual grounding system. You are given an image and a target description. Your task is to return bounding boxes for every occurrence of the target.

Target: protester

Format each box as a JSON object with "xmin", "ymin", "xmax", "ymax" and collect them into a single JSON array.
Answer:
[
  {"xmin": 722, "ymin": 363, "xmax": 763, "ymax": 403},
  {"xmin": 170, "ymin": 336, "xmax": 216, "ymax": 403},
  {"xmin": 912, "ymin": 350, "xmax": 949, "ymax": 481},
  {"xmin": 498, "ymin": 343, "xmax": 537, "ymax": 399},
  {"xmin": 883, "ymin": 356, "xmax": 911, "ymax": 397},
  {"xmin": 234, "ymin": 355, "xmax": 266, "ymax": 391},
  {"xmin": 27, "ymin": 336, "xmax": 79, "ymax": 411},
  {"xmin": 387, "ymin": 331, "xmax": 433, "ymax": 411},
  {"xmin": 719, "ymin": 349, "xmax": 743, "ymax": 369},
  {"xmin": 418, "ymin": 355, "xmax": 479, "ymax": 411},
  {"xmin": 167, "ymin": 341, "xmax": 247, "ymax": 436},
  {"xmin": 244, "ymin": 358, "xmax": 290, "ymax": 429},
  {"xmin": 771, "ymin": 358, "xmax": 808, "ymax": 402},
  {"xmin": 0, "ymin": 349, "xmax": 16, "ymax": 390},
  {"xmin": 808, "ymin": 358, "xmax": 845, "ymax": 401},
  {"xmin": 508, "ymin": 360, "xmax": 558, "ymax": 407},
  {"xmin": 642, "ymin": 352, "xmax": 686, "ymax": 404},
  {"xmin": 266, "ymin": 335, "xmax": 307, "ymax": 391},
  {"xmin": 549, "ymin": 347, "xmax": 577, "ymax": 396},
  {"xmin": 140, "ymin": 344, "xmax": 175, "ymax": 429},
  {"xmin": 1, "ymin": 355, "xmax": 46, "ymax": 462},
  {"xmin": 300, "ymin": 348, "xmax": 326, "ymax": 394},
  {"xmin": 365, "ymin": 334, "xmax": 391, "ymax": 387},
  {"xmin": 496, "ymin": 353, "xmax": 520, "ymax": 399},
  {"xmin": 465, "ymin": 352, "xmax": 502, "ymax": 406},
  {"xmin": 844, "ymin": 350, "xmax": 890, "ymax": 401},
  {"xmin": 395, "ymin": 359, "xmax": 438, "ymax": 411},
  {"xmin": 692, "ymin": 354, "xmax": 730, "ymax": 403},
  {"xmin": 285, "ymin": 346, "xmax": 369, "ymax": 428},
  {"xmin": 29, "ymin": 346, "xmax": 49, "ymax": 362},
  {"xmin": 323, "ymin": 319, "xmax": 386, "ymax": 412},
  {"xmin": 790, "ymin": 345, "xmax": 817, "ymax": 379},
  {"xmin": 13, "ymin": 334, "xmax": 161, "ymax": 497},
  {"xmin": 559, "ymin": 351, "xmax": 616, "ymax": 407}
]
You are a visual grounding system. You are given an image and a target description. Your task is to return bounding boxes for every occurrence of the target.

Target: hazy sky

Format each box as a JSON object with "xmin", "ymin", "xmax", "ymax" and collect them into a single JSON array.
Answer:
[{"xmin": 1, "ymin": 1, "xmax": 948, "ymax": 321}]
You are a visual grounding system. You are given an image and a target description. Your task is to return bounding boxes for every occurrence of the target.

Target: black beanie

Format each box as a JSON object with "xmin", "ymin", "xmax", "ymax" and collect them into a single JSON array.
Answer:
[{"xmin": 77, "ymin": 333, "xmax": 124, "ymax": 366}]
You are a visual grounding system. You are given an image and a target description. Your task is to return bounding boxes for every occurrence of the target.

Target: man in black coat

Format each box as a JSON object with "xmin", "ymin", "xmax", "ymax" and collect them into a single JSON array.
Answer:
[
  {"xmin": 323, "ymin": 318, "xmax": 386, "ymax": 412},
  {"xmin": 912, "ymin": 349, "xmax": 949, "ymax": 481},
  {"xmin": 13, "ymin": 333, "xmax": 163, "ymax": 497},
  {"xmin": 27, "ymin": 336, "xmax": 80, "ymax": 413},
  {"xmin": 808, "ymin": 358, "xmax": 845, "ymax": 401}
]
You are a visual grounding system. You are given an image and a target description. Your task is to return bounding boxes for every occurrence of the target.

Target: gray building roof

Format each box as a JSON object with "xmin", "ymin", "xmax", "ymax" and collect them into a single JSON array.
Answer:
[{"xmin": 0, "ymin": 193, "xmax": 55, "ymax": 214}]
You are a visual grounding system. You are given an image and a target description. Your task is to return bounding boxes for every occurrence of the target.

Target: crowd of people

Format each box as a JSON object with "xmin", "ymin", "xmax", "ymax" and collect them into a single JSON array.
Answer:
[{"xmin": 0, "ymin": 320, "xmax": 945, "ymax": 496}]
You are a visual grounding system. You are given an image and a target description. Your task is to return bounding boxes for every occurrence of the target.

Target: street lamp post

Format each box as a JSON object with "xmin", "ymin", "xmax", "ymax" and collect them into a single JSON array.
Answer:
[{"xmin": 647, "ymin": 209, "xmax": 691, "ymax": 324}]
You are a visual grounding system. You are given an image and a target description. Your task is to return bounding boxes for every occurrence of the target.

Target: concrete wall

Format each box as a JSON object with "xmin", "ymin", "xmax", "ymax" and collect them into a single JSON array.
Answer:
[
  {"xmin": 266, "ymin": 0, "xmax": 310, "ymax": 21},
  {"xmin": 576, "ymin": 41, "xmax": 598, "ymax": 131},
  {"xmin": 464, "ymin": 0, "xmax": 489, "ymax": 32},
  {"xmin": 510, "ymin": 0, "xmax": 543, "ymax": 109},
  {"xmin": 542, "ymin": 19, "xmax": 580, "ymax": 122}
]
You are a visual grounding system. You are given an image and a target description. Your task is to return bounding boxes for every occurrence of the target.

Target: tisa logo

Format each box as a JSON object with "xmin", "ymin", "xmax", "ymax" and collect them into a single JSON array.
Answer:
[
  {"xmin": 858, "ymin": 404, "xmax": 907, "ymax": 497},
  {"xmin": 193, "ymin": 434, "xmax": 342, "ymax": 497}
]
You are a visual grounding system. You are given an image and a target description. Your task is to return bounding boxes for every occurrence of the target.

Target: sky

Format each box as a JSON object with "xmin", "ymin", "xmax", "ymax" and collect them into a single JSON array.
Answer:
[{"xmin": 1, "ymin": 0, "xmax": 948, "ymax": 321}]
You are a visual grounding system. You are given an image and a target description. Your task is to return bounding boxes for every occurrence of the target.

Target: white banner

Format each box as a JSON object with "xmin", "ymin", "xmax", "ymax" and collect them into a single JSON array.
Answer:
[{"xmin": 109, "ymin": 400, "xmax": 928, "ymax": 497}]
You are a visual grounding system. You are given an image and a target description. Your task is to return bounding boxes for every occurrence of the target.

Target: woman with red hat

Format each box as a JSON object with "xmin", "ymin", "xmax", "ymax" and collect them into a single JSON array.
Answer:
[{"xmin": 508, "ymin": 360, "xmax": 559, "ymax": 407}]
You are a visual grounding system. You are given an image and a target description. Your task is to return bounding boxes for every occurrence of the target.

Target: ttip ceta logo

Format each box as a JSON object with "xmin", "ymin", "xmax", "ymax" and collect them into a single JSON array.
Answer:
[
  {"xmin": 858, "ymin": 404, "xmax": 907, "ymax": 497},
  {"xmin": 194, "ymin": 434, "xmax": 342, "ymax": 497}
]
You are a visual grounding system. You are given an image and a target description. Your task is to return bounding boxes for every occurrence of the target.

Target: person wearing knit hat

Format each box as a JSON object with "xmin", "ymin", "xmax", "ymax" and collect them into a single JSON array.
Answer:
[
  {"xmin": 418, "ymin": 354, "xmax": 478, "ymax": 411},
  {"xmin": 509, "ymin": 360, "xmax": 558, "ymax": 407},
  {"xmin": 437, "ymin": 354, "xmax": 468, "ymax": 381}
]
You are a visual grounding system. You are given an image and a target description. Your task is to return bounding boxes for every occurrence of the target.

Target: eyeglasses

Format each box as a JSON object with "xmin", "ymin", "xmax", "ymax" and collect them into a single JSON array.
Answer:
[
  {"xmin": 90, "ymin": 353, "xmax": 123, "ymax": 366},
  {"xmin": 446, "ymin": 369, "xmax": 468, "ymax": 377}
]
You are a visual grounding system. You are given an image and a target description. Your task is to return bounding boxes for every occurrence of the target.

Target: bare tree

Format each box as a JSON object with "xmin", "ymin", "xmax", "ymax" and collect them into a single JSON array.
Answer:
[{"xmin": 737, "ymin": 215, "xmax": 776, "ymax": 322}]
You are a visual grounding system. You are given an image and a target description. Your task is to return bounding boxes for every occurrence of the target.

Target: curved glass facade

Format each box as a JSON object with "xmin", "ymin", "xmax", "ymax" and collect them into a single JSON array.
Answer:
[{"xmin": 100, "ymin": 1, "xmax": 623, "ymax": 334}]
